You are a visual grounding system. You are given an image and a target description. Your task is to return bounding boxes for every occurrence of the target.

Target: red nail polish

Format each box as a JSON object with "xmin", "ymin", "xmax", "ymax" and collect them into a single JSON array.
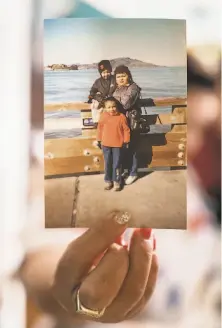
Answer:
[
  {"xmin": 139, "ymin": 228, "xmax": 152, "ymax": 240},
  {"xmin": 115, "ymin": 235, "xmax": 128, "ymax": 249},
  {"xmin": 115, "ymin": 235, "xmax": 124, "ymax": 246}
]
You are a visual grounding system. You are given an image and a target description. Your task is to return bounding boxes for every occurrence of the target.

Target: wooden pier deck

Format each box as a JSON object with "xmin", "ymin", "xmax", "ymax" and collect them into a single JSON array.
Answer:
[{"xmin": 44, "ymin": 97, "xmax": 187, "ymax": 229}]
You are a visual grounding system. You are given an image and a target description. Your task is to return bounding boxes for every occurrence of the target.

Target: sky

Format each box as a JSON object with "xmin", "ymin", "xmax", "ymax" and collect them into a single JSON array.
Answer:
[{"xmin": 44, "ymin": 18, "xmax": 186, "ymax": 67}]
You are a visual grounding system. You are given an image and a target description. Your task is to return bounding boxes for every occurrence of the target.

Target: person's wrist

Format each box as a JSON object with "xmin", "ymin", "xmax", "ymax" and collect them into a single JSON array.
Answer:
[{"xmin": 97, "ymin": 141, "xmax": 102, "ymax": 149}]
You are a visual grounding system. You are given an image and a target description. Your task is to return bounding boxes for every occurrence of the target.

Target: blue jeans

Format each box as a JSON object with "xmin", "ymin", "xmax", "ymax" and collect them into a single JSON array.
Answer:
[
  {"xmin": 102, "ymin": 146, "xmax": 122, "ymax": 183},
  {"xmin": 123, "ymin": 131, "xmax": 139, "ymax": 176}
]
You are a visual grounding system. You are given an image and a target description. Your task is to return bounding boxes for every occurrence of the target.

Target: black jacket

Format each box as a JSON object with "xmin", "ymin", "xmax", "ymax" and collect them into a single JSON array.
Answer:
[{"xmin": 88, "ymin": 75, "xmax": 116, "ymax": 103}]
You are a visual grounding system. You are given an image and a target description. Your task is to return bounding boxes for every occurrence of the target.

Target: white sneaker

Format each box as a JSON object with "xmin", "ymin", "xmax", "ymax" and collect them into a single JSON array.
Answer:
[
  {"xmin": 121, "ymin": 171, "xmax": 128, "ymax": 179},
  {"xmin": 125, "ymin": 176, "xmax": 137, "ymax": 185}
]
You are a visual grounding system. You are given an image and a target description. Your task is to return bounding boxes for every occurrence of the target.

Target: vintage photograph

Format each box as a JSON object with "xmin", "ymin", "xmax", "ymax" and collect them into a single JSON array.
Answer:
[{"xmin": 44, "ymin": 18, "xmax": 187, "ymax": 228}]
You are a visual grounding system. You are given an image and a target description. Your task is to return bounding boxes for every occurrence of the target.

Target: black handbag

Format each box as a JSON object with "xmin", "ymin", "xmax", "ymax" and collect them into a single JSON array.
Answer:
[{"xmin": 127, "ymin": 109, "xmax": 150, "ymax": 133}]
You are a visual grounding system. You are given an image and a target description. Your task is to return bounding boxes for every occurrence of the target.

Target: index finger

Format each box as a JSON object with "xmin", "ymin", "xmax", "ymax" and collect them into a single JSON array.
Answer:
[{"xmin": 52, "ymin": 211, "xmax": 131, "ymax": 312}]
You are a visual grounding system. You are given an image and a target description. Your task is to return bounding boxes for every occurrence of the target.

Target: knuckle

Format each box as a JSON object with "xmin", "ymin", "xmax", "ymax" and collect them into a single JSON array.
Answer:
[
  {"xmin": 110, "ymin": 317, "xmax": 124, "ymax": 324},
  {"xmin": 101, "ymin": 314, "xmax": 124, "ymax": 323},
  {"xmin": 139, "ymin": 248, "xmax": 152, "ymax": 264},
  {"xmin": 110, "ymin": 244, "xmax": 128, "ymax": 260},
  {"xmin": 111, "ymin": 247, "xmax": 129, "ymax": 270},
  {"xmin": 130, "ymin": 285, "xmax": 145, "ymax": 301},
  {"xmin": 109, "ymin": 243, "xmax": 123, "ymax": 252},
  {"xmin": 79, "ymin": 283, "xmax": 100, "ymax": 309},
  {"xmin": 153, "ymin": 255, "xmax": 159, "ymax": 273},
  {"xmin": 146, "ymin": 284, "xmax": 155, "ymax": 298}
]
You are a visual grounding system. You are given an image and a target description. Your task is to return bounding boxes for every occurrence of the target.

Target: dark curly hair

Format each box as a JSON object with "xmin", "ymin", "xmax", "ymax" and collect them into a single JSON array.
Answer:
[
  {"xmin": 101, "ymin": 96, "xmax": 124, "ymax": 113},
  {"xmin": 114, "ymin": 65, "xmax": 133, "ymax": 84}
]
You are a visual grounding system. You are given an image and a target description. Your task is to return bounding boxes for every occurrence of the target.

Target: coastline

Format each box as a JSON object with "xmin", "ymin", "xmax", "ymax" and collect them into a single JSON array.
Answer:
[{"xmin": 44, "ymin": 57, "xmax": 168, "ymax": 72}]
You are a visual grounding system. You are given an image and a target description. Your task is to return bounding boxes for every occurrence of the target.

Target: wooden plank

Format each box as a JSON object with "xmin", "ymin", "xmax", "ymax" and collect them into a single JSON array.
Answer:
[
  {"xmin": 45, "ymin": 102, "xmax": 91, "ymax": 112},
  {"xmin": 45, "ymin": 155, "xmax": 186, "ymax": 176},
  {"xmin": 44, "ymin": 133, "xmax": 187, "ymax": 176},
  {"xmin": 81, "ymin": 123, "xmax": 187, "ymax": 137},
  {"xmin": 80, "ymin": 106, "xmax": 187, "ymax": 118},
  {"xmin": 81, "ymin": 107, "xmax": 187, "ymax": 126},
  {"xmin": 44, "ymin": 97, "xmax": 187, "ymax": 112},
  {"xmin": 45, "ymin": 134, "xmax": 186, "ymax": 157},
  {"xmin": 82, "ymin": 129, "xmax": 97, "ymax": 137},
  {"xmin": 171, "ymin": 124, "xmax": 187, "ymax": 133},
  {"xmin": 44, "ymin": 109, "xmax": 187, "ymax": 133},
  {"xmin": 44, "ymin": 134, "xmax": 188, "ymax": 156},
  {"xmin": 81, "ymin": 111, "xmax": 93, "ymax": 119},
  {"xmin": 44, "ymin": 117, "xmax": 83, "ymax": 131},
  {"xmin": 149, "ymin": 97, "xmax": 186, "ymax": 106},
  {"xmin": 80, "ymin": 106, "xmax": 175, "ymax": 119},
  {"xmin": 45, "ymin": 137, "xmax": 101, "ymax": 158}
]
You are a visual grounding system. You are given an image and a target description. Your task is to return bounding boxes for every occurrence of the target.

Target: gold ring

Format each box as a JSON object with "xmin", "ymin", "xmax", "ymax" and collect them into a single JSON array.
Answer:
[{"xmin": 74, "ymin": 289, "xmax": 106, "ymax": 319}]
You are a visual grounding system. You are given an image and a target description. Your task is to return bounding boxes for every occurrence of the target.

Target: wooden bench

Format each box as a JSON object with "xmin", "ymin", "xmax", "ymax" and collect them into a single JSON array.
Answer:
[{"xmin": 44, "ymin": 97, "xmax": 187, "ymax": 229}]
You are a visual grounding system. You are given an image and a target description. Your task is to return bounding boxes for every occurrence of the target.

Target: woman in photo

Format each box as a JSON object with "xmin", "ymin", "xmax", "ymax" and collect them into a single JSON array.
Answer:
[{"xmin": 113, "ymin": 65, "xmax": 142, "ymax": 185}]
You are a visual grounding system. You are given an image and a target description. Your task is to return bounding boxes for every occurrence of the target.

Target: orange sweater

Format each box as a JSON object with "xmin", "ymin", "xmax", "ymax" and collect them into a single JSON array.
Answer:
[{"xmin": 97, "ymin": 112, "xmax": 130, "ymax": 147}]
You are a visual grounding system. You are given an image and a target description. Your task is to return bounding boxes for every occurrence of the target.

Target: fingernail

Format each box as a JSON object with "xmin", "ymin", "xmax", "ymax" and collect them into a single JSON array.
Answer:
[
  {"xmin": 115, "ymin": 235, "xmax": 128, "ymax": 249},
  {"xmin": 145, "ymin": 234, "xmax": 156, "ymax": 252},
  {"xmin": 114, "ymin": 211, "xmax": 131, "ymax": 225},
  {"xmin": 138, "ymin": 228, "xmax": 152, "ymax": 239},
  {"xmin": 115, "ymin": 235, "xmax": 124, "ymax": 245},
  {"xmin": 137, "ymin": 229, "xmax": 156, "ymax": 251}
]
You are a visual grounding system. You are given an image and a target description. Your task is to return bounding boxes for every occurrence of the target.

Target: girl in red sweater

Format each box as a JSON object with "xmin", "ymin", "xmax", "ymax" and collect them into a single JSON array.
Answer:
[{"xmin": 97, "ymin": 97, "xmax": 130, "ymax": 191}]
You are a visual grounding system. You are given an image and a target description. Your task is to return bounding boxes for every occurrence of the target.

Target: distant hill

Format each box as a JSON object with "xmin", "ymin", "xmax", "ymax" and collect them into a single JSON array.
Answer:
[
  {"xmin": 78, "ymin": 57, "xmax": 160, "ymax": 70},
  {"xmin": 45, "ymin": 57, "xmax": 162, "ymax": 71}
]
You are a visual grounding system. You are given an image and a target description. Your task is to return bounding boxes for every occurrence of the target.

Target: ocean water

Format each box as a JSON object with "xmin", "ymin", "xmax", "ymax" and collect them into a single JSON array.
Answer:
[
  {"xmin": 45, "ymin": 67, "xmax": 186, "ymax": 113},
  {"xmin": 44, "ymin": 67, "xmax": 187, "ymax": 138}
]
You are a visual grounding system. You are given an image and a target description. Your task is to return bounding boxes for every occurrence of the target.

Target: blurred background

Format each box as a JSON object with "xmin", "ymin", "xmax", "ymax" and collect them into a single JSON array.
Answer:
[{"xmin": 1, "ymin": 0, "xmax": 221, "ymax": 327}]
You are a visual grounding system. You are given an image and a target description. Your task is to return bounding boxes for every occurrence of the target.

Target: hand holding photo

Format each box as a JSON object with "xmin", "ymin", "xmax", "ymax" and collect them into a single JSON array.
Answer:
[{"xmin": 44, "ymin": 18, "xmax": 187, "ymax": 228}]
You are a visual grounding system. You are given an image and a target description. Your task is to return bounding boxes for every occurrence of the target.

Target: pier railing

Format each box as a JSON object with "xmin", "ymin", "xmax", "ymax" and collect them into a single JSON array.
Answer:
[{"xmin": 44, "ymin": 97, "xmax": 187, "ymax": 177}]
